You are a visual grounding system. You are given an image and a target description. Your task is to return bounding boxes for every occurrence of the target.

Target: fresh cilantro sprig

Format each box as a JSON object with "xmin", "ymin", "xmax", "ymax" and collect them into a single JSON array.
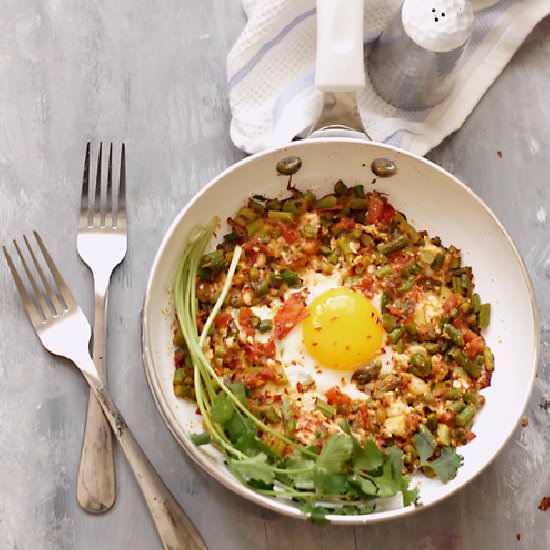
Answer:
[{"xmin": 413, "ymin": 429, "xmax": 464, "ymax": 482}]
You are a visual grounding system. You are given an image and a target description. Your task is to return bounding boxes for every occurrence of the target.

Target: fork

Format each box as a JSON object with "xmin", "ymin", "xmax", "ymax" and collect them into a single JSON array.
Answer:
[
  {"xmin": 76, "ymin": 142, "xmax": 127, "ymax": 513},
  {"xmin": 3, "ymin": 232, "xmax": 207, "ymax": 550}
]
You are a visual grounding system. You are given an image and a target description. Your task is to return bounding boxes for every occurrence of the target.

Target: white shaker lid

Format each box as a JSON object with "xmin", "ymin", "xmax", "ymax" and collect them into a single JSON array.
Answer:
[{"xmin": 402, "ymin": 0, "xmax": 474, "ymax": 53}]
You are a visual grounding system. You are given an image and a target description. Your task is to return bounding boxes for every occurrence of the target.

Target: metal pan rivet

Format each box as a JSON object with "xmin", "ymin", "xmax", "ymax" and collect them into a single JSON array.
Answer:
[
  {"xmin": 276, "ymin": 156, "xmax": 302, "ymax": 175},
  {"xmin": 371, "ymin": 158, "xmax": 397, "ymax": 177}
]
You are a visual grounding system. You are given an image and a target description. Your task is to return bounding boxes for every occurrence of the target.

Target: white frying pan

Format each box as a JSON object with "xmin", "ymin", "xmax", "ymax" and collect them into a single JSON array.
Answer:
[{"xmin": 142, "ymin": 0, "xmax": 538, "ymax": 524}]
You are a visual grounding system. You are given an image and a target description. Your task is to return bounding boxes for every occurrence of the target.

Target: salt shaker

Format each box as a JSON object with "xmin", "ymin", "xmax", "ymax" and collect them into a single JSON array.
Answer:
[{"xmin": 368, "ymin": 0, "xmax": 474, "ymax": 111}]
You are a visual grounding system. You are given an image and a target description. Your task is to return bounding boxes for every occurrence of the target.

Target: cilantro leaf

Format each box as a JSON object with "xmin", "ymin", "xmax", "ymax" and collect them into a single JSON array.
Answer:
[
  {"xmin": 226, "ymin": 413, "xmax": 257, "ymax": 453},
  {"xmin": 316, "ymin": 435, "xmax": 353, "ymax": 474},
  {"xmin": 352, "ymin": 439, "xmax": 384, "ymax": 472},
  {"xmin": 229, "ymin": 381, "xmax": 247, "ymax": 406},
  {"xmin": 230, "ymin": 453, "xmax": 275, "ymax": 485},
  {"xmin": 401, "ymin": 475, "xmax": 419, "ymax": 507},
  {"xmin": 318, "ymin": 474, "xmax": 349, "ymax": 495},
  {"xmin": 190, "ymin": 432, "xmax": 211, "ymax": 446},
  {"xmin": 349, "ymin": 475, "xmax": 378, "ymax": 497},
  {"xmin": 428, "ymin": 447, "xmax": 463, "ymax": 482},
  {"xmin": 301, "ymin": 503, "xmax": 331, "ymax": 524},
  {"xmin": 413, "ymin": 431, "xmax": 436, "ymax": 463},
  {"xmin": 369, "ymin": 458, "xmax": 398, "ymax": 497},
  {"xmin": 211, "ymin": 392, "xmax": 235, "ymax": 425}
]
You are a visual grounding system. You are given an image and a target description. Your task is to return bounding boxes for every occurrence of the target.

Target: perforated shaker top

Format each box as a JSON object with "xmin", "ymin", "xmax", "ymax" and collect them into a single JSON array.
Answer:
[{"xmin": 402, "ymin": 0, "xmax": 474, "ymax": 53}]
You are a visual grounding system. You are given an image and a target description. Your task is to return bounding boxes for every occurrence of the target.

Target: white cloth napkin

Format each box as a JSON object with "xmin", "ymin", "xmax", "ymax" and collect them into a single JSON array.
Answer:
[{"xmin": 228, "ymin": 0, "xmax": 550, "ymax": 156}]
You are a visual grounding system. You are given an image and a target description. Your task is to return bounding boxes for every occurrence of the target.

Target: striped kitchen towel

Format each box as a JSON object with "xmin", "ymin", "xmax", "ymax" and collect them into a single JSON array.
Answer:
[{"xmin": 227, "ymin": 0, "xmax": 550, "ymax": 156}]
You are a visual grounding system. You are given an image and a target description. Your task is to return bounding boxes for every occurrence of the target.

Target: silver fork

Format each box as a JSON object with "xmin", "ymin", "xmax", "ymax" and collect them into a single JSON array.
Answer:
[
  {"xmin": 3, "ymin": 232, "xmax": 207, "ymax": 550},
  {"xmin": 76, "ymin": 142, "xmax": 127, "ymax": 513}
]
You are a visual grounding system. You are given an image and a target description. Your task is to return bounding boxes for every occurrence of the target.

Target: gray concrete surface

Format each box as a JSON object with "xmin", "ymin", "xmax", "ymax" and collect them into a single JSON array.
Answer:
[{"xmin": 0, "ymin": 2, "xmax": 549, "ymax": 549}]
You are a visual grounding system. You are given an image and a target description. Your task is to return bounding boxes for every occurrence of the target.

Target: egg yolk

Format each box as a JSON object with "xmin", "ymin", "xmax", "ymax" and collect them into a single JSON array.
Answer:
[{"xmin": 303, "ymin": 287, "xmax": 384, "ymax": 371}]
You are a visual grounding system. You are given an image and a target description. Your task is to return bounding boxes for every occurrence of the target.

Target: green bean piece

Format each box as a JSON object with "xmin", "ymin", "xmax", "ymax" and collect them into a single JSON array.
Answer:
[
  {"xmin": 444, "ymin": 324, "xmax": 464, "ymax": 347},
  {"xmin": 350, "ymin": 197, "xmax": 368, "ymax": 209},
  {"xmin": 173, "ymin": 369, "xmax": 186, "ymax": 385},
  {"xmin": 246, "ymin": 218, "xmax": 264, "ymax": 235},
  {"xmin": 316, "ymin": 399, "xmax": 336, "ymax": 418},
  {"xmin": 389, "ymin": 327, "xmax": 404, "ymax": 344},
  {"xmin": 238, "ymin": 206, "xmax": 257, "ymax": 222},
  {"xmin": 459, "ymin": 302, "xmax": 471, "ymax": 314},
  {"xmin": 381, "ymin": 290, "xmax": 391, "ymax": 314},
  {"xmin": 382, "ymin": 314, "xmax": 397, "ymax": 332},
  {"xmin": 257, "ymin": 319, "xmax": 272, "ymax": 333},
  {"xmin": 404, "ymin": 320, "xmax": 417, "ymax": 335},
  {"xmin": 426, "ymin": 414, "xmax": 438, "ymax": 431},
  {"xmin": 437, "ymin": 423, "xmax": 451, "ymax": 446},
  {"xmin": 398, "ymin": 276, "xmax": 416, "ymax": 292},
  {"xmin": 200, "ymin": 248, "xmax": 225, "ymax": 270},
  {"xmin": 478, "ymin": 303, "xmax": 491, "ymax": 329},
  {"xmin": 452, "ymin": 276, "xmax": 462, "ymax": 295},
  {"xmin": 255, "ymin": 278, "xmax": 270, "ymax": 297},
  {"xmin": 377, "ymin": 234, "xmax": 409, "ymax": 255},
  {"xmin": 281, "ymin": 269, "xmax": 300, "ymax": 287},
  {"xmin": 174, "ymin": 385, "xmax": 192, "ymax": 398},
  {"xmin": 394, "ymin": 342, "xmax": 406, "ymax": 353},
  {"xmin": 432, "ymin": 252, "xmax": 445, "ymax": 269},
  {"xmin": 344, "ymin": 276, "xmax": 362, "ymax": 286},
  {"xmin": 410, "ymin": 353, "xmax": 431, "ymax": 378},
  {"xmin": 266, "ymin": 199, "xmax": 282, "ymax": 211},
  {"xmin": 224, "ymin": 232, "xmax": 242, "ymax": 243},
  {"xmin": 190, "ymin": 432, "xmax": 211, "ymax": 446},
  {"xmin": 375, "ymin": 265, "xmax": 393, "ymax": 278},
  {"xmin": 471, "ymin": 293, "xmax": 481, "ymax": 313},
  {"xmin": 328, "ymin": 248, "xmax": 341, "ymax": 265},
  {"xmin": 173, "ymin": 326, "xmax": 186, "ymax": 348},
  {"xmin": 449, "ymin": 399, "xmax": 465, "ymax": 415},
  {"xmin": 463, "ymin": 390, "xmax": 479, "ymax": 405},
  {"xmin": 483, "ymin": 346, "xmax": 494, "ymax": 371},
  {"xmin": 315, "ymin": 195, "xmax": 338, "ymax": 209},
  {"xmin": 319, "ymin": 245, "xmax": 332, "ymax": 256},
  {"xmin": 360, "ymin": 234, "xmax": 375, "ymax": 248},
  {"xmin": 334, "ymin": 180, "xmax": 348, "ymax": 196},
  {"xmin": 268, "ymin": 210, "xmax": 294, "ymax": 222},
  {"xmin": 283, "ymin": 198, "xmax": 307, "ymax": 214},
  {"xmin": 304, "ymin": 225, "xmax": 318, "ymax": 238},
  {"xmin": 464, "ymin": 359, "xmax": 482, "ymax": 378},
  {"xmin": 456, "ymin": 404, "xmax": 477, "ymax": 427},
  {"xmin": 214, "ymin": 344, "xmax": 225, "ymax": 358},
  {"xmin": 348, "ymin": 185, "xmax": 363, "ymax": 199},
  {"xmin": 445, "ymin": 387, "xmax": 460, "ymax": 400}
]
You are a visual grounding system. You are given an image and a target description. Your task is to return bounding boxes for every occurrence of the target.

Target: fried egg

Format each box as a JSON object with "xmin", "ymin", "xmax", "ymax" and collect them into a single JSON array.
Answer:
[{"xmin": 275, "ymin": 271, "xmax": 393, "ymax": 402}]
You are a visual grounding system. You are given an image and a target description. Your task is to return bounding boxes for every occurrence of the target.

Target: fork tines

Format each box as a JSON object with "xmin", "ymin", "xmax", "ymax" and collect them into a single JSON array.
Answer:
[
  {"xmin": 80, "ymin": 142, "xmax": 126, "ymax": 230},
  {"xmin": 3, "ymin": 231, "xmax": 75, "ymax": 327}
]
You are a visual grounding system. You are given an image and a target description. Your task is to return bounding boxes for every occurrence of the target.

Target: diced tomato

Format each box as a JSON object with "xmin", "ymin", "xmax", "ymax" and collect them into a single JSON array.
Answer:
[
  {"xmin": 380, "ymin": 203, "xmax": 395, "ymax": 225},
  {"xmin": 366, "ymin": 193, "xmax": 384, "ymax": 224},
  {"xmin": 325, "ymin": 386, "xmax": 353, "ymax": 407},
  {"xmin": 244, "ymin": 339, "xmax": 276, "ymax": 362},
  {"xmin": 358, "ymin": 275, "xmax": 376, "ymax": 298},
  {"xmin": 443, "ymin": 294, "xmax": 463, "ymax": 312},
  {"xmin": 437, "ymin": 411, "xmax": 454, "ymax": 425},
  {"xmin": 281, "ymin": 223, "xmax": 299, "ymax": 244},
  {"xmin": 273, "ymin": 293, "xmax": 309, "ymax": 340},
  {"xmin": 452, "ymin": 316, "xmax": 467, "ymax": 329},
  {"xmin": 214, "ymin": 311, "xmax": 232, "ymax": 328},
  {"xmin": 334, "ymin": 217, "xmax": 355, "ymax": 233},
  {"xmin": 357, "ymin": 405, "xmax": 371, "ymax": 430},
  {"xmin": 302, "ymin": 239, "xmax": 320, "ymax": 255},
  {"xmin": 239, "ymin": 307, "xmax": 255, "ymax": 337},
  {"xmin": 466, "ymin": 432, "xmax": 477, "ymax": 442},
  {"xmin": 464, "ymin": 333, "xmax": 485, "ymax": 360}
]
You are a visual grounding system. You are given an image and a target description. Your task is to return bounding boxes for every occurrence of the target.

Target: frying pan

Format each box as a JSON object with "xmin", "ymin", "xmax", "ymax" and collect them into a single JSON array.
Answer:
[{"xmin": 142, "ymin": 0, "xmax": 538, "ymax": 524}]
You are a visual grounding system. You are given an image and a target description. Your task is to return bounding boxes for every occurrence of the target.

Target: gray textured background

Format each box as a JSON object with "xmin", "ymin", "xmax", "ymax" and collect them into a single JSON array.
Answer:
[{"xmin": 0, "ymin": 2, "xmax": 549, "ymax": 549}]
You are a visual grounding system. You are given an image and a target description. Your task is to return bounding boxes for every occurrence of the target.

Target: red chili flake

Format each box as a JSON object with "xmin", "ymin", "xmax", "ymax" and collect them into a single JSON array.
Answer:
[
  {"xmin": 497, "ymin": 151, "xmax": 503, "ymax": 158},
  {"xmin": 239, "ymin": 307, "xmax": 255, "ymax": 337},
  {"xmin": 521, "ymin": 418, "xmax": 529, "ymax": 427},
  {"xmin": 296, "ymin": 382, "xmax": 305, "ymax": 394},
  {"xmin": 214, "ymin": 311, "xmax": 232, "ymax": 328},
  {"xmin": 516, "ymin": 533, "xmax": 521, "ymax": 541},
  {"xmin": 538, "ymin": 497, "xmax": 550, "ymax": 511}
]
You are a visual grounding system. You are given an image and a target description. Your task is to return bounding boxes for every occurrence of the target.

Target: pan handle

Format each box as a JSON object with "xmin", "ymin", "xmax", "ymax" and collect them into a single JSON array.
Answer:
[{"xmin": 315, "ymin": 0, "xmax": 365, "ymax": 92}]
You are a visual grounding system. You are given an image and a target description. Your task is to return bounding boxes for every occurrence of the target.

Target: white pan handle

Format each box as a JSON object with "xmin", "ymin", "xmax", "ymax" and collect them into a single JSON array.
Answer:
[{"xmin": 315, "ymin": 0, "xmax": 365, "ymax": 92}]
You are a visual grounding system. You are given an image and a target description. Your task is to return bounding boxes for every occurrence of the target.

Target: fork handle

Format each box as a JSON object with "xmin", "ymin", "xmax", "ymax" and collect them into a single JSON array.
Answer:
[
  {"xmin": 79, "ymin": 364, "xmax": 207, "ymax": 550},
  {"xmin": 77, "ymin": 282, "xmax": 116, "ymax": 513}
]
